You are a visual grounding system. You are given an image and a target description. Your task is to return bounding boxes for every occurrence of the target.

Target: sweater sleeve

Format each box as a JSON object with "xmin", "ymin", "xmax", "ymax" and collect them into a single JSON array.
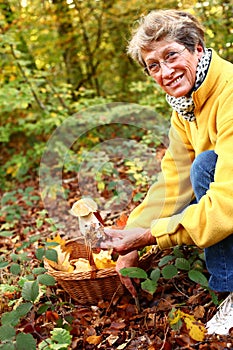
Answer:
[{"xmin": 126, "ymin": 112, "xmax": 195, "ymax": 235}]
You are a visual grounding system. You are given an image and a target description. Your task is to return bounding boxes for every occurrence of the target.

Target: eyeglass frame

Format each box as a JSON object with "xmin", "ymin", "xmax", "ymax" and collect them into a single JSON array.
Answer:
[{"xmin": 143, "ymin": 47, "xmax": 187, "ymax": 76}]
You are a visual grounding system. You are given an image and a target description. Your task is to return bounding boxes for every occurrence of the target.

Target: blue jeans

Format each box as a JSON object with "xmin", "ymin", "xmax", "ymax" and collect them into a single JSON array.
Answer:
[{"xmin": 190, "ymin": 150, "xmax": 233, "ymax": 292}]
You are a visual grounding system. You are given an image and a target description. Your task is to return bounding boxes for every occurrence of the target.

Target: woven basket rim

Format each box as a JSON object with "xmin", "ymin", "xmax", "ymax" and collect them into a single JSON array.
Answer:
[
  {"xmin": 44, "ymin": 258, "xmax": 117, "ymax": 280},
  {"xmin": 44, "ymin": 237, "xmax": 158, "ymax": 281}
]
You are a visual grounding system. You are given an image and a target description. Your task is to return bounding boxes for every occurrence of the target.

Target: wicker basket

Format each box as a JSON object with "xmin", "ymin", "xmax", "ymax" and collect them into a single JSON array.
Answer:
[{"xmin": 44, "ymin": 237, "xmax": 158, "ymax": 305}]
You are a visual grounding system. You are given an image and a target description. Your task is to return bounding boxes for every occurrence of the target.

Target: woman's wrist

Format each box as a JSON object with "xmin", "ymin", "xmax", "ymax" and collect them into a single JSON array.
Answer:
[{"xmin": 146, "ymin": 229, "xmax": 157, "ymax": 246}]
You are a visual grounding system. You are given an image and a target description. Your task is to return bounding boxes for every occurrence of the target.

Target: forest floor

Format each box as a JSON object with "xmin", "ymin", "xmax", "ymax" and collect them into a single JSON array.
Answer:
[{"xmin": 1, "ymin": 154, "xmax": 233, "ymax": 349}]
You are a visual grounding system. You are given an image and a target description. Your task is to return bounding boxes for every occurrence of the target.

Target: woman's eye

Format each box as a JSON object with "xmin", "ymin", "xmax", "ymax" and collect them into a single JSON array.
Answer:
[
  {"xmin": 166, "ymin": 51, "xmax": 178, "ymax": 60},
  {"xmin": 149, "ymin": 63, "xmax": 158, "ymax": 70}
]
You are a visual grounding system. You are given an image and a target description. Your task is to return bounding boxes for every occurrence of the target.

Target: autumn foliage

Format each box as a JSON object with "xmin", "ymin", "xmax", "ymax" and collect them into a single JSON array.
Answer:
[{"xmin": 1, "ymin": 0, "xmax": 233, "ymax": 349}]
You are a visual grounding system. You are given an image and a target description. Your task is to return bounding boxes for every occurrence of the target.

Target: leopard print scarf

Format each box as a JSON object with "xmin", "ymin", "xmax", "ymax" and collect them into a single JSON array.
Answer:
[{"xmin": 166, "ymin": 48, "xmax": 212, "ymax": 122}]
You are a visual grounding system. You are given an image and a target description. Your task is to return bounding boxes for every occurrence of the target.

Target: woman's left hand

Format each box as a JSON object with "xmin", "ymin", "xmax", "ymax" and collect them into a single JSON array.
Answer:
[{"xmin": 116, "ymin": 251, "xmax": 139, "ymax": 297}]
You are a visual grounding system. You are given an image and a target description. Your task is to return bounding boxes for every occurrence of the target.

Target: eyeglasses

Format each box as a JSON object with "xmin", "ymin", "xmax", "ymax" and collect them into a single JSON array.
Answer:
[{"xmin": 144, "ymin": 47, "xmax": 187, "ymax": 76}]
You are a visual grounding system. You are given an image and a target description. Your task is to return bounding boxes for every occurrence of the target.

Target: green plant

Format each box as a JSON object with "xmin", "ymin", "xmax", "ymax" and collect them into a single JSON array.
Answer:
[
  {"xmin": 120, "ymin": 245, "xmax": 218, "ymax": 304},
  {"xmin": 0, "ymin": 271, "xmax": 56, "ymax": 349},
  {"xmin": 0, "ymin": 187, "xmax": 40, "ymax": 231},
  {"xmin": 38, "ymin": 328, "xmax": 72, "ymax": 350},
  {"xmin": 0, "ymin": 229, "xmax": 63, "ymax": 349},
  {"xmin": 0, "ymin": 186, "xmax": 64, "ymax": 239},
  {"xmin": 129, "ymin": 79, "xmax": 171, "ymax": 116},
  {"xmin": 0, "ymin": 191, "xmax": 67, "ymax": 349}
]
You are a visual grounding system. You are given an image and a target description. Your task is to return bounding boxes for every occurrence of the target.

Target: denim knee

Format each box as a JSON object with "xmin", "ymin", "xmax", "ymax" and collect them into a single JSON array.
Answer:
[{"xmin": 190, "ymin": 150, "xmax": 218, "ymax": 201}]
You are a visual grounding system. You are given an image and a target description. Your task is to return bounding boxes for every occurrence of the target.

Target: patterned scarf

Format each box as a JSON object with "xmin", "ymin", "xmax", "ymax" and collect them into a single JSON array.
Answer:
[{"xmin": 166, "ymin": 48, "xmax": 212, "ymax": 122}]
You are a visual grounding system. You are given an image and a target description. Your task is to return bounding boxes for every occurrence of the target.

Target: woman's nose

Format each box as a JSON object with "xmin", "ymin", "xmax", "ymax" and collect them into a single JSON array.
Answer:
[{"xmin": 160, "ymin": 62, "xmax": 175, "ymax": 78}]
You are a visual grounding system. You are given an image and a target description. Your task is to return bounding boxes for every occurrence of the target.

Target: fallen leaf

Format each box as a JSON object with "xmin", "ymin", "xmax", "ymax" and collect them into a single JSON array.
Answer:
[
  {"xmin": 184, "ymin": 316, "xmax": 206, "ymax": 342},
  {"xmin": 112, "ymin": 213, "xmax": 128, "ymax": 229},
  {"xmin": 169, "ymin": 308, "xmax": 206, "ymax": 342},
  {"xmin": 105, "ymin": 334, "xmax": 119, "ymax": 345},
  {"xmin": 47, "ymin": 233, "xmax": 66, "ymax": 247},
  {"xmin": 93, "ymin": 249, "xmax": 116, "ymax": 269},
  {"xmin": 46, "ymin": 310, "xmax": 59, "ymax": 323},
  {"xmin": 47, "ymin": 245, "xmax": 74, "ymax": 272},
  {"xmin": 86, "ymin": 334, "xmax": 102, "ymax": 345},
  {"xmin": 193, "ymin": 305, "xmax": 205, "ymax": 319},
  {"xmin": 72, "ymin": 258, "xmax": 92, "ymax": 272},
  {"xmin": 109, "ymin": 321, "xmax": 126, "ymax": 330}
]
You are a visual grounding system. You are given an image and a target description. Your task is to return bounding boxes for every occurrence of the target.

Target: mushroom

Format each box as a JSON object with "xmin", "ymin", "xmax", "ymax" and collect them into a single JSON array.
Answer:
[{"xmin": 70, "ymin": 198, "xmax": 105, "ymax": 242}]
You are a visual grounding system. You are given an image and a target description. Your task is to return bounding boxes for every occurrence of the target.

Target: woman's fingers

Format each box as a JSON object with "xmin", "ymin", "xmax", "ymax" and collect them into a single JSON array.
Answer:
[
  {"xmin": 119, "ymin": 274, "xmax": 137, "ymax": 297},
  {"xmin": 116, "ymin": 251, "xmax": 139, "ymax": 297},
  {"xmin": 104, "ymin": 228, "xmax": 125, "ymax": 238},
  {"xmin": 101, "ymin": 227, "xmax": 154, "ymax": 254}
]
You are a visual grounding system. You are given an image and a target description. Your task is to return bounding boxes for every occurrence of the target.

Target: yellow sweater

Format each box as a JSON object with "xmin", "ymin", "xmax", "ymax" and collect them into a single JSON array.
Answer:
[{"xmin": 126, "ymin": 50, "xmax": 233, "ymax": 249}]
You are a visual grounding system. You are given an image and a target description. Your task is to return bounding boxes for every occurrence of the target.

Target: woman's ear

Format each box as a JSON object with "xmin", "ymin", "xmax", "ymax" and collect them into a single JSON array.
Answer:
[{"xmin": 196, "ymin": 44, "xmax": 204, "ymax": 59}]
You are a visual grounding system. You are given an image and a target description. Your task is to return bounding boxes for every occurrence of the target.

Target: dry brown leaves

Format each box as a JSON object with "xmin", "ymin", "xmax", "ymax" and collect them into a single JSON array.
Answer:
[{"xmin": 1, "ymin": 175, "xmax": 233, "ymax": 349}]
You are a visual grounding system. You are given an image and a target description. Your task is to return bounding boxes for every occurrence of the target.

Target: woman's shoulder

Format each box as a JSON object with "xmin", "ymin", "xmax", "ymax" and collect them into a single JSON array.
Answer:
[{"xmin": 210, "ymin": 49, "xmax": 233, "ymax": 74}]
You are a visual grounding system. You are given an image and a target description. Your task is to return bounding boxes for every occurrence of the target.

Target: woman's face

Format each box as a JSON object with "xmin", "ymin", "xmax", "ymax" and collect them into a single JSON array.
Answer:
[{"xmin": 141, "ymin": 40, "xmax": 204, "ymax": 97}]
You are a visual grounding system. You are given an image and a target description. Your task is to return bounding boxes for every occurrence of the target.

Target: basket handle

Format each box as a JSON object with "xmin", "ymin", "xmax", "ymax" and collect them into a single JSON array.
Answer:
[{"xmin": 86, "ymin": 242, "xmax": 97, "ymax": 278}]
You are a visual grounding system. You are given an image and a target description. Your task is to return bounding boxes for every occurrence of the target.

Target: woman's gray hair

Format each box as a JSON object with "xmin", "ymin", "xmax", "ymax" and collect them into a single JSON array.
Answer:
[{"xmin": 127, "ymin": 9, "xmax": 205, "ymax": 67}]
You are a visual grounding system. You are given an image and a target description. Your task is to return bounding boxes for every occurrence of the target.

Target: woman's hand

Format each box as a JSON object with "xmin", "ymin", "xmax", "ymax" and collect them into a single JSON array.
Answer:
[
  {"xmin": 101, "ymin": 227, "xmax": 156, "ymax": 254},
  {"xmin": 116, "ymin": 250, "xmax": 139, "ymax": 297},
  {"xmin": 100, "ymin": 227, "xmax": 157, "ymax": 298}
]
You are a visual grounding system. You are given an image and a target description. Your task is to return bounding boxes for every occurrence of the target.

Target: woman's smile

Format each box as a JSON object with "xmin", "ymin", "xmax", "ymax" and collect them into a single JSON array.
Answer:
[{"xmin": 166, "ymin": 74, "xmax": 184, "ymax": 87}]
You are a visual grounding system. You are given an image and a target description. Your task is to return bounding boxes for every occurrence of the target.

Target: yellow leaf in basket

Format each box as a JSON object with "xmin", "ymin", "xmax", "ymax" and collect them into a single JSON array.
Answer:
[
  {"xmin": 73, "ymin": 258, "xmax": 92, "ymax": 272},
  {"xmin": 48, "ymin": 245, "xmax": 74, "ymax": 273},
  {"xmin": 93, "ymin": 249, "xmax": 116, "ymax": 269},
  {"xmin": 94, "ymin": 258, "xmax": 116, "ymax": 269},
  {"xmin": 47, "ymin": 234, "xmax": 66, "ymax": 248}
]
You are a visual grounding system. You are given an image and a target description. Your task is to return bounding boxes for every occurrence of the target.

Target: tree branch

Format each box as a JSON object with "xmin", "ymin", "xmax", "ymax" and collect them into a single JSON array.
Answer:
[{"xmin": 10, "ymin": 44, "xmax": 46, "ymax": 110}]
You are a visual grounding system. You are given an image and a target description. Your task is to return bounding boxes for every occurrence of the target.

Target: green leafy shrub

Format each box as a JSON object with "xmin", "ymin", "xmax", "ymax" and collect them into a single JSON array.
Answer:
[
  {"xmin": 120, "ymin": 245, "xmax": 218, "ymax": 304},
  {"xmin": 38, "ymin": 328, "xmax": 72, "ymax": 350},
  {"xmin": 0, "ymin": 228, "xmax": 59, "ymax": 349}
]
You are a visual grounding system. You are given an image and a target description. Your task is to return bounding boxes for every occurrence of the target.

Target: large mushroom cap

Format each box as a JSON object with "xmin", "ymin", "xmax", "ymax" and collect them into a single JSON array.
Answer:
[{"xmin": 70, "ymin": 198, "xmax": 98, "ymax": 217}]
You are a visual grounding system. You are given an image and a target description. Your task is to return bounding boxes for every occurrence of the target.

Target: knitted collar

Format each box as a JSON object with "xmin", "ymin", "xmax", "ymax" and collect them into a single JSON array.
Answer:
[{"xmin": 166, "ymin": 48, "xmax": 212, "ymax": 122}]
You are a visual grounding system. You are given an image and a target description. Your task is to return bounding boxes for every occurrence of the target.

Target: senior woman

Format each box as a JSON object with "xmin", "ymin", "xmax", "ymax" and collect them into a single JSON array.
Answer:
[{"xmin": 101, "ymin": 9, "xmax": 233, "ymax": 335}]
